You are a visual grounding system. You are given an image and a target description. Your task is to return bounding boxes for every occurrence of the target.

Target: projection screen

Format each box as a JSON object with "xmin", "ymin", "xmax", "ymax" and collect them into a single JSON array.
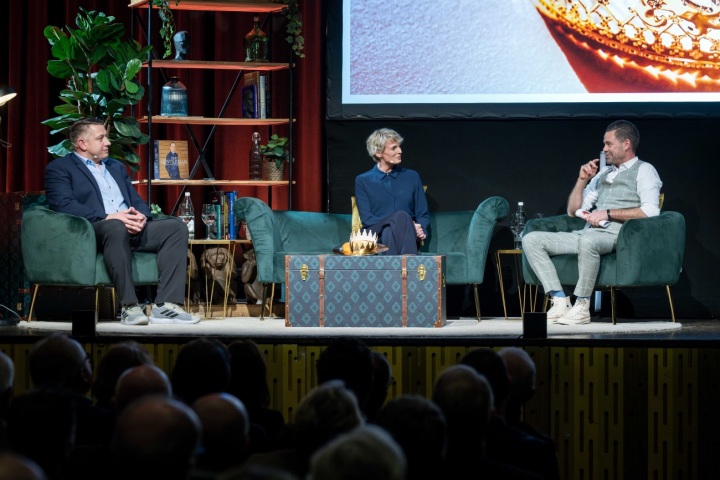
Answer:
[{"xmin": 327, "ymin": 0, "xmax": 720, "ymax": 119}]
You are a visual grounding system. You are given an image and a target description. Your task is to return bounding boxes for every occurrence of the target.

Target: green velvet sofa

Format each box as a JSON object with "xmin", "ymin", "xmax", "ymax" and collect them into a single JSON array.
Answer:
[
  {"xmin": 521, "ymin": 212, "xmax": 686, "ymax": 323},
  {"xmin": 21, "ymin": 206, "xmax": 160, "ymax": 320},
  {"xmin": 233, "ymin": 196, "xmax": 510, "ymax": 319}
]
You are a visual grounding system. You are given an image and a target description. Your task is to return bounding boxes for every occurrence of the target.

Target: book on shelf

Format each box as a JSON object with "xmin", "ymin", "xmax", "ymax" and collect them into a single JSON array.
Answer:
[
  {"xmin": 226, "ymin": 191, "xmax": 237, "ymax": 240},
  {"xmin": 154, "ymin": 140, "xmax": 190, "ymax": 180},
  {"xmin": 241, "ymin": 84, "xmax": 258, "ymax": 119},
  {"xmin": 242, "ymin": 72, "xmax": 268, "ymax": 119}
]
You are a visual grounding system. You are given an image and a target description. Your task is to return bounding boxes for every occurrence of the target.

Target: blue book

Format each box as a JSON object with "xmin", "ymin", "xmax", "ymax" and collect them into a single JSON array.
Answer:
[
  {"xmin": 215, "ymin": 204, "xmax": 222, "ymax": 240},
  {"xmin": 226, "ymin": 191, "xmax": 237, "ymax": 239}
]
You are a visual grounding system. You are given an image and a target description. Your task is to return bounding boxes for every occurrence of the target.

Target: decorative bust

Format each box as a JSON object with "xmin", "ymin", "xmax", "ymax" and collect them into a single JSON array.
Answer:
[{"xmin": 173, "ymin": 31, "xmax": 190, "ymax": 60}]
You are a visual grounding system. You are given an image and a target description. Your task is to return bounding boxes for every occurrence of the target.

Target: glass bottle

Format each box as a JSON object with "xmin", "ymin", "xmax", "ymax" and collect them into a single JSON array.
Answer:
[
  {"xmin": 160, "ymin": 76, "xmax": 188, "ymax": 116},
  {"xmin": 511, "ymin": 201, "xmax": 526, "ymax": 250},
  {"xmin": 249, "ymin": 132, "xmax": 263, "ymax": 180},
  {"xmin": 178, "ymin": 191, "xmax": 195, "ymax": 239},
  {"xmin": 245, "ymin": 16, "xmax": 269, "ymax": 62}
]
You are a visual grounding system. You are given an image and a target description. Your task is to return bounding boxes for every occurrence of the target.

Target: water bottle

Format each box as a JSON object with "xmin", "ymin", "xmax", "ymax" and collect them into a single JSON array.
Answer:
[
  {"xmin": 249, "ymin": 132, "xmax": 263, "ymax": 180},
  {"xmin": 512, "ymin": 201, "xmax": 526, "ymax": 249},
  {"xmin": 178, "ymin": 191, "xmax": 195, "ymax": 239}
]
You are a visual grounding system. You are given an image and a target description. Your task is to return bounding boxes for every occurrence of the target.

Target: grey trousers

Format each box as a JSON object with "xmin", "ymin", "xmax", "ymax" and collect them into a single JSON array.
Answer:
[
  {"xmin": 93, "ymin": 217, "xmax": 189, "ymax": 306},
  {"xmin": 522, "ymin": 226, "xmax": 619, "ymax": 297}
]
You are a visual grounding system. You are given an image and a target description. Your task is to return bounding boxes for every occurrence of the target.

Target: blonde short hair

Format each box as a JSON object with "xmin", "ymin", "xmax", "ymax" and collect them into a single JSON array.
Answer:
[{"xmin": 366, "ymin": 128, "xmax": 403, "ymax": 162}]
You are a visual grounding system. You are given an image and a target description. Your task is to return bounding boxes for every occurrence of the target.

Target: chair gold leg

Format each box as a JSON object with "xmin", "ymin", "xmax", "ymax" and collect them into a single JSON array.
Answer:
[
  {"xmin": 268, "ymin": 283, "xmax": 276, "ymax": 318},
  {"xmin": 28, "ymin": 284, "xmax": 40, "ymax": 322},
  {"xmin": 610, "ymin": 287, "xmax": 617, "ymax": 325},
  {"xmin": 259, "ymin": 283, "xmax": 267, "ymax": 320},
  {"xmin": 472, "ymin": 283, "xmax": 481, "ymax": 322},
  {"xmin": 94, "ymin": 287, "xmax": 100, "ymax": 318},
  {"xmin": 666, "ymin": 285, "xmax": 676, "ymax": 322}
]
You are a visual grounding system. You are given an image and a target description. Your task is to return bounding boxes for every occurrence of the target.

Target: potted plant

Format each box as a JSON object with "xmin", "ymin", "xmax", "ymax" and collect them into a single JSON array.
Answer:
[
  {"xmin": 154, "ymin": 0, "xmax": 304, "ymax": 59},
  {"xmin": 260, "ymin": 133, "xmax": 290, "ymax": 180},
  {"xmin": 42, "ymin": 7, "xmax": 153, "ymax": 170}
]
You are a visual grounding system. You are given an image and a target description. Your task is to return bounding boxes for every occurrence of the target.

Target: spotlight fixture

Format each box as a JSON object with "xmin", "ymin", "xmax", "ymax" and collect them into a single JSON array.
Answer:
[{"xmin": 0, "ymin": 85, "xmax": 17, "ymax": 106}]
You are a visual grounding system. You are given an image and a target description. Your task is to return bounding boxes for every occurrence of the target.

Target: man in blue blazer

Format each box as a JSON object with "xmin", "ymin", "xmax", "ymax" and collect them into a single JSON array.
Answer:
[{"xmin": 45, "ymin": 118, "xmax": 199, "ymax": 325}]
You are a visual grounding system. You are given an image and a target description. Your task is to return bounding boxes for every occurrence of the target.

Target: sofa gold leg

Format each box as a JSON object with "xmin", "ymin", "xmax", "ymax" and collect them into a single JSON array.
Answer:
[
  {"xmin": 472, "ymin": 283, "xmax": 481, "ymax": 322},
  {"xmin": 666, "ymin": 285, "xmax": 676, "ymax": 322},
  {"xmin": 27, "ymin": 284, "xmax": 40, "ymax": 322}
]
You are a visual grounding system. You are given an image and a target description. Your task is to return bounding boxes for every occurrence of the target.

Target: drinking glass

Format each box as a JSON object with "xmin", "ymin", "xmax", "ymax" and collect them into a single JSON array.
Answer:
[{"xmin": 201, "ymin": 204, "xmax": 216, "ymax": 240}]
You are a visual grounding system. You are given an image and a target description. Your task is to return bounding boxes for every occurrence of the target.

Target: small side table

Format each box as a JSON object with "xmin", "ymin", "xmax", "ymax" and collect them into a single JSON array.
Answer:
[
  {"xmin": 188, "ymin": 239, "xmax": 251, "ymax": 318},
  {"xmin": 494, "ymin": 249, "xmax": 539, "ymax": 319}
]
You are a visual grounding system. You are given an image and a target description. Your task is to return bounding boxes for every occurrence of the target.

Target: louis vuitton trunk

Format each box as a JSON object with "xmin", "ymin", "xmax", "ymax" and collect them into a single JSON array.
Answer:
[{"xmin": 285, "ymin": 254, "xmax": 446, "ymax": 328}]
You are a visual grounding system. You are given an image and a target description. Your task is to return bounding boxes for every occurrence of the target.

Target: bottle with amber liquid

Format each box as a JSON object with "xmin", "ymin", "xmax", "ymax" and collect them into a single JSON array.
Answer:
[{"xmin": 245, "ymin": 16, "xmax": 269, "ymax": 62}]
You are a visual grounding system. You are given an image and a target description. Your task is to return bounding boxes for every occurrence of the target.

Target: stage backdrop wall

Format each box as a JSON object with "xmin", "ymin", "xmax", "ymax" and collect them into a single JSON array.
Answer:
[{"xmin": 326, "ymin": 118, "xmax": 719, "ymax": 320}]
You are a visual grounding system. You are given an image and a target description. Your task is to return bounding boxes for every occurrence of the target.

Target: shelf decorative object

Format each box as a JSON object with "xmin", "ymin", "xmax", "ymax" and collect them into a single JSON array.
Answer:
[
  {"xmin": 261, "ymin": 134, "xmax": 289, "ymax": 181},
  {"xmin": 160, "ymin": 76, "xmax": 189, "ymax": 116},
  {"xmin": 42, "ymin": 7, "xmax": 152, "ymax": 170},
  {"xmin": 153, "ymin": 0, "xmax": 304, "ymax": 59},
  {"xmin": 245, "ymin": 16, "xmax": 269, "ymax": 62}
]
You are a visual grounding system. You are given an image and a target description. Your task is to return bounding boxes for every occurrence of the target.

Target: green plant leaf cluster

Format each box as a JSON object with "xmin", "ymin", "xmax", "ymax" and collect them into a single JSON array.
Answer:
[
  {"xmin": 42, "ymin": 7, "xmax": 153, "ymax": 170},
  {"xmin": 152, "ymin": 0, "xmax": 179, "ymax": 59},
  {"xmin": 260, "ymin": 133, "xmax": 289, "ymax": 168},
  {"xmin": 279, "ymin": 0, "xmax": 304, "ymax": 58}
]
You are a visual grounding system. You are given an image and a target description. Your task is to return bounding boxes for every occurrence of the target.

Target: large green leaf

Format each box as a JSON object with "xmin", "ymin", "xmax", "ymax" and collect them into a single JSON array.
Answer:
[{"xmin": 43, "ymin": 7, "xmax": 153, "ymax": 167}]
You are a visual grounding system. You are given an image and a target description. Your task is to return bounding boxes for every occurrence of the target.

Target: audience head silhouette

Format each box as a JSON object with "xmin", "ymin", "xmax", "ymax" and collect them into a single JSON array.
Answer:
[
  {"xmin": 28, "ymin": 333, "xmax": 91, "ymax": 394},
  {"xmin": 113, "ymin": 364, "xmax": 172, "ymax": 413},
  {"xmin": 171, "ymin": 338, "xmax": 231, "ymax": 405},
  {"xmin": 460, "ymin": 347, "xmax": 510, "ymax": 412},
  {"xmin": 0, "ymin": 452, "xmax": 47, "ymax": 480},
  {"xmin": 375, "ymin": 394, "xmax": 447, "ymax": 480},
  {"xmin": 192, "ymin": 392, "xmax": 251, "ymax": 473},
  {"xmin": 310, "ymin": 424, "xmax": 406, "ymax": 480},
  {"xmin": 111, "ymin": 396, "xmax": 201, "ymax": 480},
  {"xmin": 92, "ymin": 340, "xmax": 152, "ymax": 408},
  {"xmin": 316, "ymin": 338, "xmax": 374, "ymax": 415}
]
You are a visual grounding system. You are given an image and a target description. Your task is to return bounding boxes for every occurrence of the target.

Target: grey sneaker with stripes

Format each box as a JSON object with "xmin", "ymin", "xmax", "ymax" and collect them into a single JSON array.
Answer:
[{"xmin": 149, "ymin": 302, "xmax": 200, "ymax": 324}]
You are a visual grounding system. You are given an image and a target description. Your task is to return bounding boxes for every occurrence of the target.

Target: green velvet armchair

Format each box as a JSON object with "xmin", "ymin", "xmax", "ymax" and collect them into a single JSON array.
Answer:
[
  {"xmin": 233, "ymin": 196, "xmax": 509, "ymax": 320},
  {"xmin": 21, "ymin": 206, "xmax": 159, "ymax": 320},
  {"xmin": 521, "ymin": 212, "xmax": 686, "ymax": 323}
]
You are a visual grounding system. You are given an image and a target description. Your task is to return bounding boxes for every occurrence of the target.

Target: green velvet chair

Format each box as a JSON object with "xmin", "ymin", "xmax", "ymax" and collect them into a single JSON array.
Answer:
[
  {"xmin": 233, "ymin": 196, "xmax": 509, "ymax": 320},
  {"xmin": 21, "ymin": 206, "xmax": 160, "ymax": 320},
  {"xmin": 521, "ymin": 212, "xmax": 686, "ymax": 324}
]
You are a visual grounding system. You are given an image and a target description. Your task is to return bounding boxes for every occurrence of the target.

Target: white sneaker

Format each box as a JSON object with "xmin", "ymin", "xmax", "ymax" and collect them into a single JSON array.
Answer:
[
  {"xmin": 546, "ymin": 296, "xmax": 571, "ymax": 323},
  {"xmin": 557, "ymin": 298, "xmax": 591, "ymax": 325},
  {"xmin": 149, "ymin": 302, "xmax": 200, "ymax": 324},
  {"xmin": 121, "ymin": 304, "xmax": 149, "ymax": 326}
]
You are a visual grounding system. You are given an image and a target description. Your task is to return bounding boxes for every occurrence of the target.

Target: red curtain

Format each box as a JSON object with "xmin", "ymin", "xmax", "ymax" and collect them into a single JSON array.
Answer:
[{"xmin": 1, "ymin": 0, "xmax": 324, "ymax": 213}]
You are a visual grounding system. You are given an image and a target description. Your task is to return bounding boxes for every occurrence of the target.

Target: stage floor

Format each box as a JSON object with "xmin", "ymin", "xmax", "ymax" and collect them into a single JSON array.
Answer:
[{"xmin": 1, "ymin": 314, "xmax": 719, "ymax": 346}]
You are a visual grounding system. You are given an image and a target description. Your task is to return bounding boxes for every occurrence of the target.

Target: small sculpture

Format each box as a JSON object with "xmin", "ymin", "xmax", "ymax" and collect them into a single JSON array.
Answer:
[
  {"xmin": 173, "ymin": 31, "xmax": 190, "ymax": 60},
  {"xmin": 241, "ymin": 249, "xmax": 263, "ymax": 304},
  {"xmin": 200, "ymin": 247, "xmax": 237, "ymax": 304}
]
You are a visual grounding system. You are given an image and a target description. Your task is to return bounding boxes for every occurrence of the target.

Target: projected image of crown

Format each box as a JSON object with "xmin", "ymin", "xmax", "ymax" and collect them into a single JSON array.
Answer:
[
  {"xmin": 350, "ymin": 229, "xmax": 378, "ymax": 254},
  {"xmin": 533, "ymin": 0, "xmax": 720, "ymax": 89}
]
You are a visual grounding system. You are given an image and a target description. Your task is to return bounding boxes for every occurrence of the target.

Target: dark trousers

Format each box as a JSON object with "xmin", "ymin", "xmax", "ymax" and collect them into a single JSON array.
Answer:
[
  {"xmin": 93, "ymin": 217, "xmax": 188, "ymax": 306},
  {"xmin": 368, "ymin": 210, "xmax": 418, "ymax": 255}
]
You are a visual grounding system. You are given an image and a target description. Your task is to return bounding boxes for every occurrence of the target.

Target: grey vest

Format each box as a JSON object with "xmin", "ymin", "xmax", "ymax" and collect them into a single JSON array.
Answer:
[{"xmin": 595, "ymin": 160, "xmax": 643, "ymax": 211}]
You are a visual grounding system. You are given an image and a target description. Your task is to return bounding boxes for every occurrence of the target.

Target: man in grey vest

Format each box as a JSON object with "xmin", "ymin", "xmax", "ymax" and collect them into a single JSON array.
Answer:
[{"xmin": 523, "ymin": 120, "xmax": 663, "ymax": 324}]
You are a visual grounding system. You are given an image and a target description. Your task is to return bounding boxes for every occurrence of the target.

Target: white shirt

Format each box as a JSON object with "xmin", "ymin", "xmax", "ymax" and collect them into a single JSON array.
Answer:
[{"xmin": 582, "ymin": 157, "xmax": 663, "ymax": 217}]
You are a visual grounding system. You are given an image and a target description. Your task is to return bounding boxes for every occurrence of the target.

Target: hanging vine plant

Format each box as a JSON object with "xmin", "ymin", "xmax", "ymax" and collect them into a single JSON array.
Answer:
[
  {"xmin": 152, "ymin": 0, "xmax": 303, "ymax": 59},
  {"xmin": 151, "ymin": 0, "xmax": 179, "ymax": 59}
]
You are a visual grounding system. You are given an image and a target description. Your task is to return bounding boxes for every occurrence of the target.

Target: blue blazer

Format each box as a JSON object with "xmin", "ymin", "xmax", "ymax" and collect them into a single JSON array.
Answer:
[{"xmin": 45, "ymin": 153, "xmax": 152, "ymax": 223}]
